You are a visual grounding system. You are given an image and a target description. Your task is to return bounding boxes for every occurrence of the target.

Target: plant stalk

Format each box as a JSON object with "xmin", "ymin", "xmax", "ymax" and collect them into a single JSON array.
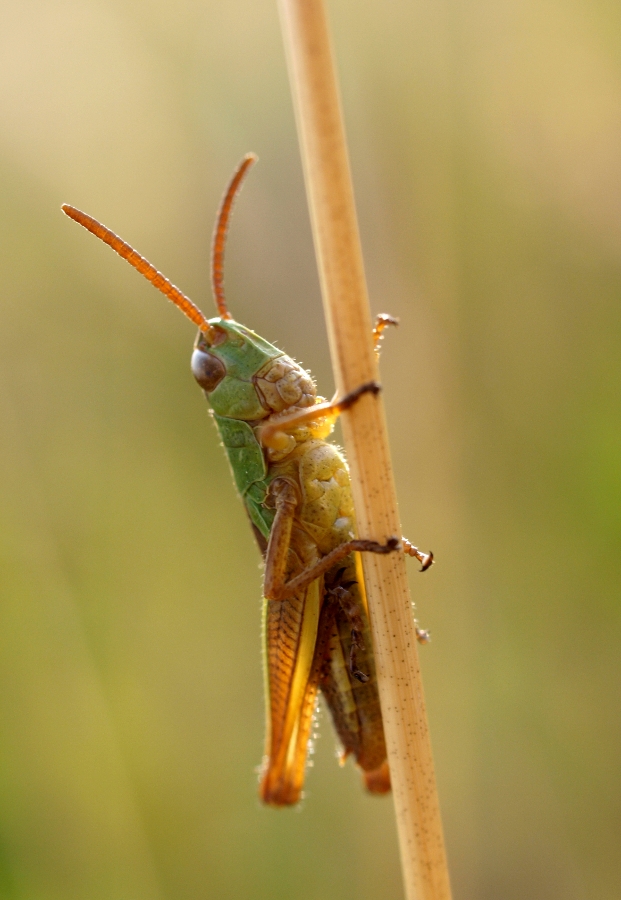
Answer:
[{"xmin": 277, "ymin": 1, "xmax": 452, "ymax": 898}]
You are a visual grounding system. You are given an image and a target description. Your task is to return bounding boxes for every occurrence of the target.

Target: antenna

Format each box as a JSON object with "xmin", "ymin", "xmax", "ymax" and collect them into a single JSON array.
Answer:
[
  {"xmin": 211, "ymin": 153, "xmax": 258, "ymax": 319},
  {"xmin": 61, "ymin": 205, "xmax": 216, "ymax": 340}
]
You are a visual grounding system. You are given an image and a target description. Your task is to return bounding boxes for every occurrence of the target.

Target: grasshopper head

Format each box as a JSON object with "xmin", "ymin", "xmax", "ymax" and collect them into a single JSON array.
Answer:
[
  {"xmin": 191, "ymin": 318, "xmax": 284, "ymax": 420},
  {"xmin": 192, "ymin": 318, "xmax": 318, "ymax": 421}
]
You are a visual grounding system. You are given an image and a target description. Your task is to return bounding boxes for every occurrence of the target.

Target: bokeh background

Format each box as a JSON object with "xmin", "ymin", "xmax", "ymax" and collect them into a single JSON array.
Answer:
[{"xmin": 0, "ymin": 0, "xmax": 620, "ymax": 898}]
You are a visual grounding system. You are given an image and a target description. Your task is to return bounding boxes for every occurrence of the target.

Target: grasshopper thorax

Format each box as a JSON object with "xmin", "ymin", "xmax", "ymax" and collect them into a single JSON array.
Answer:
[{"xmin": 192, "ymin": 318, "xmax": 317, "ymax": 422}]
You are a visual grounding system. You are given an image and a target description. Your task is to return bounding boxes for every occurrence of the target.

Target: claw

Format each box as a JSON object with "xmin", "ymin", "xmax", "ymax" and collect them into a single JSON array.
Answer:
[
  {"xmin": 402, "ymin": 539, "xmax": 434, "ymax": 571},
  {"xmin": 419, "ymin": 550, "xmax": 434, "ymax": 572}
]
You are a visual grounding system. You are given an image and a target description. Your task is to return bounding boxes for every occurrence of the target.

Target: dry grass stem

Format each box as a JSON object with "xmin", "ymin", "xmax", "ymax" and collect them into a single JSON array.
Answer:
[{"xmin": 277, "ymin": 0, "xmax": 453, "ymax": 897}]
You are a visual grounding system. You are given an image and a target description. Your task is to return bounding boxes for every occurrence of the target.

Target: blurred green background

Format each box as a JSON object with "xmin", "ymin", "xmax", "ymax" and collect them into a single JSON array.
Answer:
[{"xmin": 0, "ymin": 0, "xmax": 619, "ymax": 898}]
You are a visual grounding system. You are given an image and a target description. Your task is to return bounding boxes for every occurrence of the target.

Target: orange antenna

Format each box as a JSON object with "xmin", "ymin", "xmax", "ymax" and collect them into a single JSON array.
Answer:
[
  {"xmin": 61, "ymin": 205, "xmax": 216, "ymax": 341},
  {"xmin": 211, "ymin": 153, "xmax": 258, "ymax": 319}
]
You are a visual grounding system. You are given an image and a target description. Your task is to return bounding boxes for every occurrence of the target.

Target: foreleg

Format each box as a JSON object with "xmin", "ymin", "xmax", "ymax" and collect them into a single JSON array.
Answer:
[
  {"xmin": 372, "ymin": 313, "xmax": 399, "ymax": 354},
  {"xmin": 259, "ymin": 381, "xmax": 381, "ymax": 450}
]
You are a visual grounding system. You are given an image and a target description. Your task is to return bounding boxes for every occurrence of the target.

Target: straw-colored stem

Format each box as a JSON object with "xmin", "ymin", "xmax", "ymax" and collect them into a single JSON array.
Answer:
[{"xmin": 277, "ymin": 1, "xmax": 452, "ymax": 898}]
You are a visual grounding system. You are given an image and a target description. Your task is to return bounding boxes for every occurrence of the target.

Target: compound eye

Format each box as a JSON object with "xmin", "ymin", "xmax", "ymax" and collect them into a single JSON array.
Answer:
[{"xmin": 191, "ymin": 348, "xmax": 226, "ymax": 393}]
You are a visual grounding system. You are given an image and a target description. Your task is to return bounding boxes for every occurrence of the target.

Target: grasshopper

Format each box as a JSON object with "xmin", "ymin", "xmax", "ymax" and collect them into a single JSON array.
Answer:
[{"xmin": 62, "ymin": 154, "xmax": 432, "ymax": 806}]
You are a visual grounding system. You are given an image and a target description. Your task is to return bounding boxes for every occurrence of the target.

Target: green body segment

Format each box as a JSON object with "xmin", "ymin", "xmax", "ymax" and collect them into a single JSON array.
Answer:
[
  {"xmin": 208, "ymin": 320, "xmax": 283, "ymax": 380},
  {"xmin": 193, "ymin": 318, "xmax": 287, "ymax": 538},
  {"xmin": 207, "ymin": 319, "xmax": 284, "ymax": 420},
  {"xmin": 212, "ymin": 413, "xmax": 274, "ymax": 540},
  {"xmin": 201, "ymin": 319, "xmax": 287, "ymax": 541}
]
